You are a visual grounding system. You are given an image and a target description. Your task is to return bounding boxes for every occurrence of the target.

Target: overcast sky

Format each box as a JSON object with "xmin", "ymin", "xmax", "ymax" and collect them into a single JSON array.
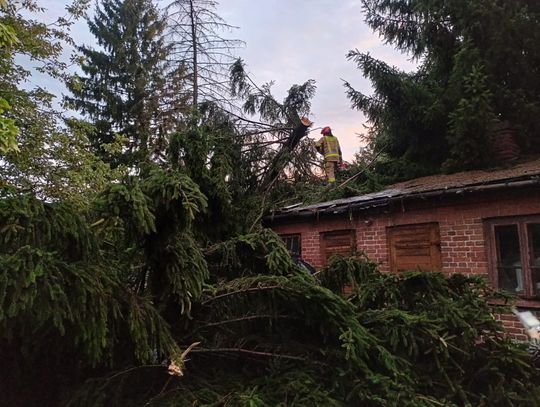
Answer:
[{"xmin": 37, "ymin": 0, "xmax": 416, "ymax": 160}]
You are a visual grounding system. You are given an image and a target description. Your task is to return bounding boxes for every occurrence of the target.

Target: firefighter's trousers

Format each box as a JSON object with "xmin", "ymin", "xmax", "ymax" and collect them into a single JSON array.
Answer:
[{"xmin": 324, "ymin": 160, "xmax": 338, "ymax": 183}]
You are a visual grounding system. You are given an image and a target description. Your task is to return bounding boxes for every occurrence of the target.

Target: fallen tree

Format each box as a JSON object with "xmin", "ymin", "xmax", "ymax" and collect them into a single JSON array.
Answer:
[{"xmin": 2, "ymin": 178, "xmax": 539, "ymax": 405}]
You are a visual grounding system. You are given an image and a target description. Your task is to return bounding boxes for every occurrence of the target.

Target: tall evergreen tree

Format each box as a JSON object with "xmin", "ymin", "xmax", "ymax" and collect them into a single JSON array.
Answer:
[
  {"xmin": 67, "ymin": 0, "xmax": 178, "ymax": 167},
  {"xmin": 345, "ymin": 0, "xmax": 540, "ymax": 180},
  {"xmin": 4, "ymin": 2, "xmax": 540, "ymax": 406}
]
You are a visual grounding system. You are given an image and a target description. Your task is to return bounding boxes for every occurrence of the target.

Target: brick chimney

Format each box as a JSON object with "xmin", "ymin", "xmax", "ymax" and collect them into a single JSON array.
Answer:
[{"xmin": 493, "ymin": 121, "xmax": 520, "ymax": 162}]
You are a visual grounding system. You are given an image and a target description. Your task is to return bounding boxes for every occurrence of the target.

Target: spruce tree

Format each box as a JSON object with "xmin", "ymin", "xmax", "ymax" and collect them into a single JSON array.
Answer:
[
  {"xmin": 67, "ymin": 0, "xmax": 176, "ymax": 167},
  {"xmin": 346, "ymin": 0, "xmax": 540, "ymax": 179},
  {"xmin": 4, "ymin": 2, "xmax": 540, "ymax": 405}
]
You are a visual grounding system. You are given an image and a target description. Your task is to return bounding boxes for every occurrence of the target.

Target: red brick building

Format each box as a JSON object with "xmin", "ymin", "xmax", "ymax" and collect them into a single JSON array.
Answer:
[{"xmin": 266, "ymin": 159, "xmax": 540, "ymax": 340}]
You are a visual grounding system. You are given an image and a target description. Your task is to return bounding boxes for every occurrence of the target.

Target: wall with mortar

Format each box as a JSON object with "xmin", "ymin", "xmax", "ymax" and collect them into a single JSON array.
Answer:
[{"xmin": 270, "ymin": 187, "xmax": 540, "ymax": 339}]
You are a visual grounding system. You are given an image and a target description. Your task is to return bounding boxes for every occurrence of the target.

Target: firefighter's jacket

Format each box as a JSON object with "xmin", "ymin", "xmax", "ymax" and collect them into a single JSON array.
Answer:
[{"xmin": 316, "ymin": 135, "xmax": 342, "ymax": 162}]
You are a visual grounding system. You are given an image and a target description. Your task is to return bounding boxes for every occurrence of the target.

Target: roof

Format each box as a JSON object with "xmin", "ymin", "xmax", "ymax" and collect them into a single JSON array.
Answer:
[{"xmin": 267, "ymin": 158, "xmax": 540, "ymax": 222}]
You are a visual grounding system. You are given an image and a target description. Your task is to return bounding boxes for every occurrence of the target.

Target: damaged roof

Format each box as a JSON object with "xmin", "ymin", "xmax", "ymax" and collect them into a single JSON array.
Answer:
[{"xmin": 268, "ymin": 158, "xmax": 540, "ymax": 221}]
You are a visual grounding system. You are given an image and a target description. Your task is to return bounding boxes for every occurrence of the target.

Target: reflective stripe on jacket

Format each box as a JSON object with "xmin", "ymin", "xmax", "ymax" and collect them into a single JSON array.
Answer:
[{"xmin": 323, "ymin": 135, "xmax": 340, "ymax": 161}]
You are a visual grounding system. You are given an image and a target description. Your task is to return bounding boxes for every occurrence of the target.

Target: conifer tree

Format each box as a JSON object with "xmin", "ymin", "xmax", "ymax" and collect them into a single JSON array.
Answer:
[
  {"xmin": 346, "ymin": 0, "xmax": 540, "ymax": 180},
  {"xmin": 4, "ymin": 2, "xmax": 540, "ymax": 406},
  {"xmin": 67, "ymin": 0, "xmax": 177, "ymax": 167}
]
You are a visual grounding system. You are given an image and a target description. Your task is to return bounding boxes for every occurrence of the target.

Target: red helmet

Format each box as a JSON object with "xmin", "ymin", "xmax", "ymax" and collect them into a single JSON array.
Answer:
[{"xmin": 321, "ymin": 126, "xmax": 332, "ymax": 135}]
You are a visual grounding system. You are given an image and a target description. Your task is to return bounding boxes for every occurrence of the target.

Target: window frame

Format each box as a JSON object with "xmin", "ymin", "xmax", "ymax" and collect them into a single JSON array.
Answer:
[
  {"xmin": 485, "ymin": 215, "xmax": 540, "ymax": 300},
  {"xmin": 280, "ymin": 234, "xmax": 301, "ymax": 257}
]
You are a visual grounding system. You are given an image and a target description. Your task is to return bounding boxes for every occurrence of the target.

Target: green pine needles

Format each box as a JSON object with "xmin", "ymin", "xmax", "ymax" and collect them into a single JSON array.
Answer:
[
  {"xmin": 3, "ymin": 2, "xmax": 540, "ymax": 403},
  {"xmin": 3, "ymin": 181, "xmax": 539, "ymax": 406},
  {"xmin": 345, "ymin": 0, "xmax": 540, "ymax": 181}
]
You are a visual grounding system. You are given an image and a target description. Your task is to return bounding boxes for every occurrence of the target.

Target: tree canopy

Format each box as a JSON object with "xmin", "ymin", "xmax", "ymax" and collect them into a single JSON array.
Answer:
[
  {"xmin": 66, "ymin": 0, "xmax": 177, "ymax": 167},
  {"xmin": 1, "ymin": 1, "xmax": 540, "ymax": 406},
  {"xmin": 345, "ymin": 0, "xmax": 540, "ymax": 181},
  {"xmin": 0, "ymin": 0, "xmax": 114, "ymax": 204}
]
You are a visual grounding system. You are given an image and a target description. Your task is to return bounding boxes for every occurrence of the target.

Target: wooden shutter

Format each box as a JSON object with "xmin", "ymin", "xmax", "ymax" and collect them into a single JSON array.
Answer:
[
  {"xmin": 388, "ymin": 223, "xmax": 442, "ymax": 272},
  {"xmin": 321, "ymin": 230, "xmax": 356, "ymax": 265}
]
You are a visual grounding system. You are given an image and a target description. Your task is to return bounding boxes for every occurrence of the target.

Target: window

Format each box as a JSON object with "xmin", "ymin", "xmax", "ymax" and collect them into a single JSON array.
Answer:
[
  {"xmin": 388, "ymin": 223, "xmax": 442, "ymax": 272},
  {"xmin": 486, "ymin": 217, "xmax": 540, "ymax": 299},
  {"xmin": 321, "ymin": 230, "xmax": 356, "ymax": 265},
  {"xmin": 280, "ymin": 234, "xmax": 301, "ymax": 257}
]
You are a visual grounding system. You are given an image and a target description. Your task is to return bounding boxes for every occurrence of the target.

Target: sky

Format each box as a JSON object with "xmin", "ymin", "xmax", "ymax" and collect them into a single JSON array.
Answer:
[
  {"xmin": 214, "ymin": 0, "xmax": 416, "ymax": 159},
  {"xmin": 37, "ymin": 0, "xmax": 417, "ymax": 160}
]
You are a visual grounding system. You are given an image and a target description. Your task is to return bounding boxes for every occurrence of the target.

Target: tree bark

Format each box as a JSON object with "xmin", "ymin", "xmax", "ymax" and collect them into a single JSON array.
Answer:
[
  {"xmin": 259, "ymin": 117, "xmax": 312, "ymax": 192},
  {"xmin": 189, "ymin": 0, "xmax": 198, "ymax": 108}
]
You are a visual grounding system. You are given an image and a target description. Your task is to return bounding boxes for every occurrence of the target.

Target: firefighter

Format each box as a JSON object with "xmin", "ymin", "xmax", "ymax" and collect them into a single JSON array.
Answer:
[{"xmin": 315, "ymin": 126, "xmax": 342, "ymax": 183}]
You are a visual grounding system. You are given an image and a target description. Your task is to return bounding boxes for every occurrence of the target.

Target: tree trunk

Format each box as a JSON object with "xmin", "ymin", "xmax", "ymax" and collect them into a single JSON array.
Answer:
[
  {"xmin": 189, "ymin": 0, "xmax": 198, "ymax": 108},
  {"xmin": 259, "ymin": 117, "xmax": 312, "ymax": 191}
]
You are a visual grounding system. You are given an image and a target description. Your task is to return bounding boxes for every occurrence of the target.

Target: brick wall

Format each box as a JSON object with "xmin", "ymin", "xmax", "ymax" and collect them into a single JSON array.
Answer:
[
  {"xmin": 270, "ymin": 187, "xmax": 540, "ymax": 340},
  {"xmin": 272, "ymin": 188, "xmax": 540, "ymax": 273},
  {"xmin": 495, "ymin": 313, "xmax": 530, "ymax": 342}
]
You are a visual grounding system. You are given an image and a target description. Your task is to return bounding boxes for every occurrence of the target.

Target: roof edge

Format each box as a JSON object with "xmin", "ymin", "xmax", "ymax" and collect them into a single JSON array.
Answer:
[{"xmin": 265, "ymin": 177, "xmax": 540, "ymax": 224}]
